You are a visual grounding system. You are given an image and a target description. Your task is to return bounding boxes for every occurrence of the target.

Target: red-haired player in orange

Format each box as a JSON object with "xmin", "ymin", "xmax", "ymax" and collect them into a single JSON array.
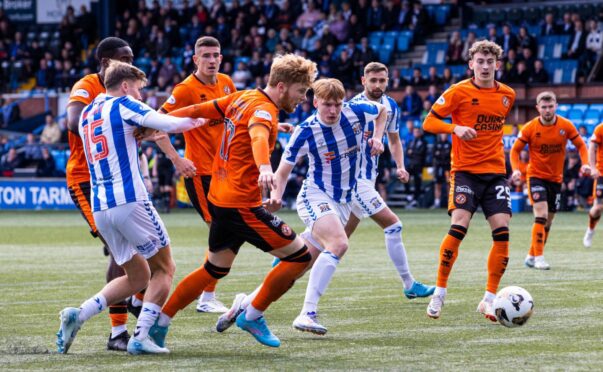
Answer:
[
  {"xmin": 65, "ymin": 37, "xmax": 135, "ymax": 351},
  {"xmin": 583, "ymin": 123, "xmax": 603, "ymax": 247},
  {"xmin": 422, "ymin": 40, "xmax": 516, "ymax": 321},
  {"xmin": 153, "ymin": 36, "xmax": 236, "ymax": 314},
  {"xmin": 511, "ymin": 91, "xmax": 589, "ymax": 269},
  {"xmin": 148, "ymin": 54, "xmax": 318, "ymax": 348}
]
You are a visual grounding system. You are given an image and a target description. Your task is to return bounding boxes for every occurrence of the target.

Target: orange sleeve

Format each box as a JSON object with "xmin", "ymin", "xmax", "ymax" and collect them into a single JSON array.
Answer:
[
  {"xmin": 68, "ymin": 78, "xmax": 95, "ymax": 105},
  {"xmin": 591, "ymin": 125, "xmax": 603, "ymax": 145},
  {"xmin": 249, "ymin": 124, "xmax": 271, "ymax": 167},
  {"xmin": 169, "ymin": 94, "xmax": 233, "ymax": 120},
  {"xmin": 423, "ymin": 85, "xmax": 458, "ymax": 134},
  {"xmin": 423, "ymin": 113, "xmax": 456, "ymax": 134},
  {"xmin": 510, "ymin": 136, "xmax": 526, "ymax": 172},
  {"xmin": 569, "ymin": 128, "xmax": 589, "ymax": 165},
  {"xmin": 160, "ymin": 84, "xmax": 191, "ymax": 113}
]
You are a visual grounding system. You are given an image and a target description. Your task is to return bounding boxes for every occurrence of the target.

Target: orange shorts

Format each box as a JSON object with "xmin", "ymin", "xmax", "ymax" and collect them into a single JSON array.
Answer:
[
  {"xmin": 68, "ymin": 181, "xmax": 98, "ymax": 237},
  {"xmin": 184, "ymin": 175, "xmax": 212, "ymax": 223},
  {"xmin": 207, "ymin": 202, "xmax": 296, "ymax": 254}
]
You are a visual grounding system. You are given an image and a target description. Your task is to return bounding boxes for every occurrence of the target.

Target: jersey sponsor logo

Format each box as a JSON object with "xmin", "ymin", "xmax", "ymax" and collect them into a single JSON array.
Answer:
[
  {"xmin": 74, "ymin": 89, "xmax": 90, "ymax": 98},
  {"xmin": 436, "ymin": 96, "xmax": 445, "ymax": 105},
  {"xmin": 137, "ymin": 240, "xmax": 156, "ymax": 254},
  {"xmin": 318, "ymin": 202, "xmax": 331, "ymax": 213},
  {"xmin": 502, "ymin": 96, "xmax": 510, "ymax": 107},
  {"xmin": 455, "ymin": 194, "xmax": 467, "ymax": 205},
  {"xmin": 167, "ymin": 95, "xmax": 176, "ymax": 105},
  {"xmin": 539, "ymin": 143, "xmax": 563, "ymax": 154},
  {"xmin": 208, "ymin": 119, "xmax": 223, "ymax": 127},
  {"xmin": 254, "ymin": 109, "xmax": 273, "ymax": 121},
  {"xmin": 474, "ymin": 115, "xmax": 505, "ymax": 131},
  {"xmin": 323, "ymin": 146, "xmax": 359, "ymax": 163},
  {"xmin": 531, "ymin": 185, "xmax": 546, "ymax": 192},
  {"xmin": 455, "ymin": 185, "xmax": 474, "ymax": 195},
  {"xmin": 270, "ymin": 215, "xmax": 283, "ymax": 227}
]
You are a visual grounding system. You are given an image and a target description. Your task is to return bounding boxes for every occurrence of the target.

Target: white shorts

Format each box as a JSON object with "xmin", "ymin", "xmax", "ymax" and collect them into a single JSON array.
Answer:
[
  {"xmin": 296, "ymin": 183, "xmax": 352, "ymax": 231},
  {"xmin": 351, "ymin": 178, "xmax": 387, "ymax": 219},
  {"xmin": 93, "ymin": 200, "xmax": 171, "ymax": 265}
]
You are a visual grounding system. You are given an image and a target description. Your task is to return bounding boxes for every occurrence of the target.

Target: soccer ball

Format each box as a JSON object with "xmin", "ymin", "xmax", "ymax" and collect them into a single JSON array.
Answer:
[{"xmin": 493, "ymin": 286, "xmax": 534, "ymax": 328}]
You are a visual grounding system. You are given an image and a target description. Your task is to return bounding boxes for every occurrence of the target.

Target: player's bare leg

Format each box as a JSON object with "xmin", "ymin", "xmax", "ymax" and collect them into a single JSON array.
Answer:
[{"xmin": 584, "ymin": 202, "xmax": 603, "ymax": 247}]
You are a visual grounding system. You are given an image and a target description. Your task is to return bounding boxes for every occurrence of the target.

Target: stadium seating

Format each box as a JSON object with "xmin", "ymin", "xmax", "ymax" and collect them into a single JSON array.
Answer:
[{"xmin": 422, "ymin": 42, "xmax": 448, "ymax": 65}]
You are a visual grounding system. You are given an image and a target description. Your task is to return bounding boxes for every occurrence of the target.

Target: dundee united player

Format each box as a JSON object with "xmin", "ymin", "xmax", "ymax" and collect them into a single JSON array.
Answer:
[
  {"xmin": 155, "ymin": 36, "xmax": 236, "ymax": 314},
  {"xmin": 149, "ymin": 54, "xmax": 318, "ymax": 348},
  {"xmin": 511, "ymin": 92, "xmax": 589, "ymax": 269},
  {"xmin": 347, "ymin": 62, "xmax": 435, "ymax": 301},
  {"xmin": 57, "ymin": 62, "xmax": 205, "ymax": 355},
  {"xmin": 422, "ymin": 40, "xmax": 516, "ymax": 321},
  {"xmin": 583, "ymin": 122, "xmax": 603, "ymax": 247},
  {"xmin": 64, "ymin": 37, "xmax": 136, "ymax": 351}
]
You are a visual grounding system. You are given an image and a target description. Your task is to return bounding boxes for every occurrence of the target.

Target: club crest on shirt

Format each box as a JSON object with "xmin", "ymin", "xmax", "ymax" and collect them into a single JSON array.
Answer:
[
  {"xmin": 502, "ymin": 96, "xmax": 510, "ymax": 107},
  {"xmin": 559, "ymin": 129, "xmax": 565, "ymax": 136},
  {"xmin": 224, "ymin": 85, "xmax": 231, "ymax": 94},
  {"xmin": 281, "ymin": 223, "xmax": 292, "ymax": 236},
  {"xmin": 455, "ymin": 194, "xmax": 466, "ymax": 205},
  {"xmin": 352, "ymin": 123, "xmax": 361, "ymax": 135},
  {"xmin": 74, "ymin": 89, "xmax": 90, "ymax": 98},
  {"xmin": 166, "ymin": 95, "xmax": 176, "ymax": 105}
]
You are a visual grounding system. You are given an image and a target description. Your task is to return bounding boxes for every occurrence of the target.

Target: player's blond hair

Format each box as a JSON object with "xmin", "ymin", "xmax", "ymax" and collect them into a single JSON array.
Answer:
[
  {"xmin": 104, "ymin": 60, "xmax": 147, "ymax": 90},
  {"xmin": 268, "ymin": 54, "xmax": 318, "ymax": 88},
  {"xmin": 312, "ymin": 78, "xmax": 345, "ymax": 101},
  {"xmin": 364, "ymin": 62, "xmax": 388, "ymax": 76},
  {"xmin": 536, "ymin": 91, "xmax": 557, "ymax": 104},
  {"xmin": 468, "ymin": 40, "xmax": 503, "ymax": 60}
]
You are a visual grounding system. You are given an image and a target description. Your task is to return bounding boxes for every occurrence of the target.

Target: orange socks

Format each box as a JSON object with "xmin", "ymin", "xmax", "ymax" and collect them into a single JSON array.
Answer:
[
  {"xmin": 529, "ymin": 217, "xmax": 546, "ymax": 257},
  {"xmin": 108, "ymin": 304, "xmax": 128, "ymax": 327},
  {"xmin": 162, "ymin": 261, "xmax": 230, "ymax": 318},
  {"xmin": 251, "ymin": 247, "xmax": 311, "ymax": 312},
  {"xmin": 436, "ymin": 225, "xmax": 467, "ymax": 288},
  {"xmin": 589, "ymin": 213, "xmax": 600, "ymax": 230},
  {"xmin": 486, "ymin": 227, "xmax": 509, "ymax": 294}
]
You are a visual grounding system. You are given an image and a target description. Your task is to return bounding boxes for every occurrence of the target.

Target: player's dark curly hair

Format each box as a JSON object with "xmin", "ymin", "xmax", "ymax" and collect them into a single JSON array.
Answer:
[{"xmin": 96, "ymin": 37, "xmax": 130, "ymax": 61}]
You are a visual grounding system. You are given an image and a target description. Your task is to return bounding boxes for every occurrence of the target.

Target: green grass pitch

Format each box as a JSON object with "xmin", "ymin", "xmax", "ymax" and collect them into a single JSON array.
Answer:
[{"xmin": 1, "ymin": 209, "xmax": 603, "ymax": 370}]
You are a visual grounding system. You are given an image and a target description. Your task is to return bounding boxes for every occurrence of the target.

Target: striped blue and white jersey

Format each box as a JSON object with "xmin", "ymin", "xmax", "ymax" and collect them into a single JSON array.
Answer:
[
  {"xmin": 283, "ymin": 101, "xmax": 380, "ymax": 203},
  {"xmin": 350, "ymin": 92, "xmax": 400, "ymax": 181},
  {"xmin": 79, "ymin": 94, "xmax": 153, "ymax": 212}
]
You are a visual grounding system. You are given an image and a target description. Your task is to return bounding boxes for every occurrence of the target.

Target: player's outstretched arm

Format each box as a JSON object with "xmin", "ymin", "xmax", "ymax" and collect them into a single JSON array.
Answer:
[
  {"xmin": 267, "ymin": 160, "xmax": 295, "ymax": 212},
  {"xmin": 141, "ymin": 110, "xmax": 206, "ymax": 133},
  {"xmin": 510, "ymin": 138, "xmax": 526, "ymax": 184},
  {"xmin": 590, "ymin": 141, "xmax": 599, "ymax": 178},
  {"xmin": 153, "ymin": 131, "xmax": 197, "ymax": 178},
  {"xmin": 368, "ymin": 103, "xmax": 387, "ymax": 156},
  {"xmin": 249, "ymin": 123, "xmax": 275, "ymax": 193},
  {"xmin": 387, "ymin": 131, "xmax": 409, "ymax": 183},
  {"xmin": 572, "ymin": 136, "xmax": 591, "ymax": 175}
]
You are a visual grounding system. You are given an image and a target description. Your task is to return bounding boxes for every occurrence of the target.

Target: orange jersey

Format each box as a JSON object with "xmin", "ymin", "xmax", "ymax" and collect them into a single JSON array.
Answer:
[
  {"xmin": 66, "ymin": 74, "xmax": 105, "ymax": 187},
  {"xmin": 516, "ymin": 116, "xmax": 583, "ymax": 183},
  {"xmin": 427, "ymin": 78, "xmax": 516, "ymax": 174},
  {"xmin": 176, "ymin": 89, "xmax": 280, "ymax": 208},
  {"xmin": 591, "ymin": 123, "xmax": 603, "ymax": 174},
  {"xmin": 160, "ymin": 73, "xmax": 236, "ymax": 175}
]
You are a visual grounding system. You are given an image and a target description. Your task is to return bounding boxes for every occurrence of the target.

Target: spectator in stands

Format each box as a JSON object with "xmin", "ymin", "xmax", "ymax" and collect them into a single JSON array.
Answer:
[
  {"xmin": 232, "ymin": 61, "xmax": 252, "ymax": 89},
  {"xmin": 500, "ymin": 48, "xmax": 518, "ymax": 81},
  {"xmin": 382, "ymin": 1, "xmax": 398, "ymax": 31},
  {"xmin": 425, "ymin": 66, "xmax": 442, "ymax": 87},
  {"xmin": 40, "ymin": 114, "xmax": 62, "ymax": 145},
  {"xmin": 441, "ymin": 67, "xmax": 456, "ymax": 88},
  {"xmin": 529, "ymin": 59, "xmax": 549, "ymax": 84},
  {"xmin": 401, "ymin": 85, "xmax": 423, "ymax": 120},
  {"xmin": 22, "ymin": 133, "xmax": 43, "ymax": 166},
  {"xmin": 560, "ymin": 12, "xmax": 574, "ymax": 35},
  {"xmin": 390, "ymin": 68, "xmax": 405, "ymax": 90},
  {"xmin": 36, "ymin": 59, "xmax": 55, "ymax": 90},
  {"xmin": 329, "ymin": 12, "xmax": 349, "ymax": 43},
  {"xmin": 501, "ymin": 24, "xmax": 518, "ymax": 57},
  {"xmin": 0, "ymin": 147, "xmax": 21, "ymax": 175},
  {"xmin": 158, "ymin": 56, "xmax": 177, "ymax": 86},
  {"xmin": 541, "ymin": 12, "xmax": 557, "ymax": 36},
  {"xmin": 583, "ymin": 19, "xmax": 602, "ymax": 78},
  {"xmin": 425, "ymin": 84, "xmax": 439, "ymax": 105},
  {"xmin": 301, "ymin": 27, "xmax": 320, "ymax": 52},
  {"xmin": 405, "ymin": 126, "xmax": 426, "ymax": 208},
  {"xmin": 446, "ymin": 31, "xmax": 464, "ymax": 65},
  {"xmin": 296, "ymin": 1, "xmax": 323, "ymax": 30},
  {"xmin": 507, "ymin": 60, "xmax": 529, "ymax": 84},
  {"xmin": 354, "ymin": 37, "xmax": 376, "ymax": 76},
  {"xmin": 519, "ymin": 46, "xmax": 535, "ymax": 74},
  {"xmin": 432, "ymin": 133, "xmax": 451, "ymax": 209},
  {"xmin": 397, "ymin": 0, "xmax": 412, "ymax": 30},
  {"xmin": 518, "ymin": 26, "xmax": 537, "ymax": 55},
  {"xmin": 402, "ymin": 119, "xmax": 414, "ymax": 145},
  {"xmin": 409, "ymin": 67, "xmax": 426, "ymax": 86},
  {"xmin": 487, "ymin": 27, "xmax": 501, "ymax": 45},
  {"xmin": 567, "ymin": 19, "xmax": 587, "ymax": 59},
  {"xmin": 420, "ymin": 99, "xmax": 432, "ymax": 123},
  {"xmin": 462, "ymin": 31, "xmax": 476, "ymax": 62},
  {"xmin": 409, "ymin": 1, "xmax": 429, "ymax": 40},
  {"xmin": 332, "ymin": 49, "xmax": 355, "ymax": 88},
  {"xmin": 36, "ymin": 147, "xmax": 58, "ymax": 177},
  {"xmin": 366, "ymin": 0, "xmax": 384, "ymax": 32}
]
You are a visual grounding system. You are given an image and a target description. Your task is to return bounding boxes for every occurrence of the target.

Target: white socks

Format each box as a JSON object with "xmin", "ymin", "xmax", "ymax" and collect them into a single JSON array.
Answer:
[
  {"xmin": 134, "ymin": 302, "xmax": 161, "ymax": 339},
  {"xmin": 157, "ymin": 312, "xmax": 171, "ymax": 327},
  {"xmin": 301, "ymin": 251, "xmax": 340, "ymax": 314},
  {"xmin": 199, "ymin": 291, "xmax": 215, "ymax": 303},
  {"xmin": 79, "ymin": 293, "xmax": 107, "ymax": 322},
  {"xmin": 384, "ymin": 222, "xmax": 415, "ymax": 290},
  {"xmin": 483, "ymin": 291, "xmax": 496, "ymax": 303},
  {"xmin": 245, "ymin": 305, "xmax": 263, "ymax": 321},
  {"xmin": 111, "ymin": 324, "xmax": 127, "ymax": 338},
  {"xmin": 434, "ymin": 286, "xmax": 447, "ymax": 298}
]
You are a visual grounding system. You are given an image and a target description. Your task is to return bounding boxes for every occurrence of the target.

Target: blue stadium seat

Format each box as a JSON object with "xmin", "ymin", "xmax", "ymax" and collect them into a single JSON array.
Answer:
[
  {"xmin": 382, "ymin": 35, "xmax": 396, "ymax": 50},
  {"xmin": 434, "ymin": 5, "xmax": 451, "ymax": 26},
  {"xmin": 51, "ymin": 149, "xmax": 67, "ymax": 172},
  {"xmin": 397, "ymin": 31, "xmax": 413, "ymax": 52},
  {"xmin": 450, "ymin": 65, "xmax": 466, "ymax": 78},
  {"xmin": 583, "ymin": 110, "xmax": 600, "ymax": 126},
  {"xmin": 423, "ymin": 42, "xmax": 448, "ymax": 65},
  {"xmin": 568, "ymin": 109, "xmax": 584, "ymax": 121},
  {"xmin": 369, "ymin": 32, "xmax": 383, "ymax": 47},
  {"xmin": 572, "ymin": 118, "xmax": 584, "ymax": 127},
  {"xmin": 572, "ymin": 104, "xmax": 589, "ymax": 113},
  {"xmin": 561, "ymin": 60, "xmax": 577, "ymax": 84},
  {"xmin": 557, "ymin": 104, "xmax": 571, "ymax": 117},
  {"xmin": 233, "ymin": 56, "xmax": 250, "ymax": 70},
  {"xmin": 401, "ymin": 67, "xmax": 413, "ymax": 80},
  {"xmin": 378, "ymin": 44, "xmax": 393, "ymax": 64},
  {"xmin": 589, "ymin": 104, "xmax": 603, "ymax": 114}
]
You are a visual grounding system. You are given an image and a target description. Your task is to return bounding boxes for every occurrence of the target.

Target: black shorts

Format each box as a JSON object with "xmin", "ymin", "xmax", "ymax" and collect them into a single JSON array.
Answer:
[
  {"xmin": 448, "ymin": 171, "xmax": 511, "ymax": 218},
  {"xmin": 528, "ymin": 177, "xmax": 561, "ymax": 213},
  {"xmin": 593, "ymin": 177, "xmax": 603, "ymax": 203},
  {"xmin": 208, "ymin": 202, "xmax": 297, "ymax": 254},
  {"xmin": 434, "ymin": 165, "xmax": 450, "ymax": 184},
  {"xmin": 184, "ymin": 175, "xmax": 212, "ymax": 223}
]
